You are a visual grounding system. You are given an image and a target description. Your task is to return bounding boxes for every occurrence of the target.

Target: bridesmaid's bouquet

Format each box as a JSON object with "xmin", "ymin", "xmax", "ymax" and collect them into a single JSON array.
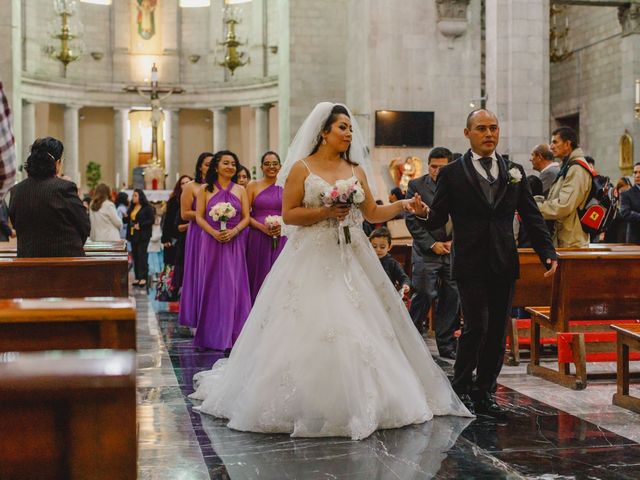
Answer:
[
  {"xmin": 265, "ymin": 215, "xmax": 283, "ymax": 250},
  {"xmin": 209, "ymin": 202, "xmax": 237, "ymax": 231},
  {"xmin": 320, "ymin": 178, "xmax": 365, "ymax": 244}
]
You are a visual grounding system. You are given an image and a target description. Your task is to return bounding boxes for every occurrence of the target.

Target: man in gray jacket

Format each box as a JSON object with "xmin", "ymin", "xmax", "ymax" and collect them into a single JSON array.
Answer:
[
  {"xmin": 529, "ymin": 144, "xmax": 559, "ymax": 196},
  {"xmin": 405, "ymin": 147, "xmax": 459, "ymax": 359}
]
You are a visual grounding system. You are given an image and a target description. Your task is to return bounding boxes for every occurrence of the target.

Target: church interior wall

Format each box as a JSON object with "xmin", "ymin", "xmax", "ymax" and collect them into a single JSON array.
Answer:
[
  {"xmin": 550, "ymin": 5, "xmax": 623, "ymax": 180},
  {"xmin": 178, "ymin": 108, "xmax": 213, "ymax": 179},
  {"xmin": 34, "ymin": 103, "xmax": 63, "ymax": 147},
  {"xmin": 78, "ymin": 107, "xmax": 116, "ymax": 188}
]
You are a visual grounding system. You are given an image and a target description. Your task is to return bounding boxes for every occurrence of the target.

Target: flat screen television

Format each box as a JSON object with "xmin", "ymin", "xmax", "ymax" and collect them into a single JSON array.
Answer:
[{"xmin": 375, "ymin": 110, "xmax": 434, "ymax": 148}]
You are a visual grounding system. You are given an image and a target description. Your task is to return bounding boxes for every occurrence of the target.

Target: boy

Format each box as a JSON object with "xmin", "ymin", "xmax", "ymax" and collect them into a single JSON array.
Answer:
[{"xmin": 369, "ymin": 227, "xmax": 410, "ymax": 297}]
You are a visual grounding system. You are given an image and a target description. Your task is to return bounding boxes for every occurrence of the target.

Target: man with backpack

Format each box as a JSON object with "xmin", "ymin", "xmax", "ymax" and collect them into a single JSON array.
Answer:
[{"xmin": 536, "ymin": 126, "xmax": 591, "ymax": 247}]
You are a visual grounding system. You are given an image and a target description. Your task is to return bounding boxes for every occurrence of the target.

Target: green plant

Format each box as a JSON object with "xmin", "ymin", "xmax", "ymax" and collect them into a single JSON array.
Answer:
[{"xmin": 86, "ymin": 161, "xmax": 102, "ymax": 190}]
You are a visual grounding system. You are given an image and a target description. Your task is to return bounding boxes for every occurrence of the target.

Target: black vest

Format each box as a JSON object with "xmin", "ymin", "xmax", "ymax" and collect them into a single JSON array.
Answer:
[{"xmin": 476, "ymin": 168, "xmax": 501, "ymax": 205}]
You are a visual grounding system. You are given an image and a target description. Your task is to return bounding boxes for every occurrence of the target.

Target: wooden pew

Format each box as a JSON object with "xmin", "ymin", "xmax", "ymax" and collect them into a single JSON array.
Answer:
[
  {"xmin": 526, "ymin": 251, "xmax": 640, "ymax": 389},
  {"xmin": 0, "ymin": 297, "xmax": 136, "ymax": 352},
  {"xmin": 0, "ymin": 350, "xmax": 136, "ymax": 480},
  {"xmin": 0, "ymin": 240, "xmax": 128, "ymax": 258},
  {"xmin": 390, "ymin": 238, "xmax": 413, "ymax": 279},
  {"xmin": 611, "ymin": 324, "xmax": 640, "ymax": 414},
  {"xmin": 0, "ymin": 257, "xmax": 129, "ymax": 299},
  {"xmin": 506, "ymin": 246, "xmax": 611, "ymax": 365}
]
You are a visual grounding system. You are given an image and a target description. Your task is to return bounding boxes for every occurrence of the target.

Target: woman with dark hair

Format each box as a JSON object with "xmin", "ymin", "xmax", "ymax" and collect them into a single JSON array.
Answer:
[
  {"xmin": 178, "ymin": 152, "xmax": 213, "ymax": 330},
  {"xmin": 236, "ymin": 164, "xmax": 251, "ymax": 187},
  {"xmin": 245, "ymin": 151, "xmax": 287, "ymax": 303},
  {"xmin": 8, "ymin": 137, "xmax": 90, "ymax": 257},
  {"xmin": 124, "ymin": 188, "xmax": 154, "ymax": 287},
  {"xmin": 162, "ymin": 174, "xmax": 192, "ymax": 266},
  {"xmin": 191, "ymin": 103, "xmax": 471, "ymax": 440},
  {"xmin": 89, "ymin": 183, "xmax": 122, "ymax": 241},
  {"xmin": 193, "ymin": 150, "xmax": 251, "ymax": 352},
  {"xmin": 115, "ymin": 191, "xmax": 130, "ymax": 239}
]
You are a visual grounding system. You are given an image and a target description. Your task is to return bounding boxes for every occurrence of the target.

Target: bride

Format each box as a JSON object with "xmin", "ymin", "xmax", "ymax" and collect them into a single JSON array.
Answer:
[{"xmin": 190, "ymin": 102, "xmax": 473, "ymax": 440}]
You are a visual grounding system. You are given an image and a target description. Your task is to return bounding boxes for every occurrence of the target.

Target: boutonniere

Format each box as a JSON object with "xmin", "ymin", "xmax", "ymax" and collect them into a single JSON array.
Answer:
[{"xmin": 507, "ymin": 166, "xmax": 522, "ymax": 184}]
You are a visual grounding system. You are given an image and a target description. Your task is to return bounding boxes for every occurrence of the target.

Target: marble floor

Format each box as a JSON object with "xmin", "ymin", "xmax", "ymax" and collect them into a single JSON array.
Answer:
[{"xmin": 135, "ymin": 289, "xmax": 640, "ymax": 479}]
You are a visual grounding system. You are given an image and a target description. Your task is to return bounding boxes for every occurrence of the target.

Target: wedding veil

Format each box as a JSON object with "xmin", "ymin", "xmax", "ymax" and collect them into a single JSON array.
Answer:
[{"xmin": 276, "ymin": 102, "xmax": 377, "ymax": 196}]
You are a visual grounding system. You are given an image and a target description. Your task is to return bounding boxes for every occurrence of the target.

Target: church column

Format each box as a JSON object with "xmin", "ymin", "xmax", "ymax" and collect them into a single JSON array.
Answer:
[
  {"xmin": 485, "ymin": 0, "xmax": 549, "ymax": 167},
  {"xmin": 211, "ymin": 107, "xmax": 228, "ymax": 152},
  {"xmin": 164, "ymin": 108, "xmax": 180, "ymax": 186},
  {"xmin": 22, "ymin": 100, "xmax": 36, "ymax": 161},
  {"xmin": 253, "ymin": 103, "xmax": 271, "ymax": 178},
  {"xmin": 63, "ymin": 105, "xmax": 81, "ymax": 186},
  {"xmin": 619, "ymin": 5, "xmax": 640, "ymax": 170},
  {"xmin": 114, "ymin": 107, "xmax": 129, "ymax": 189}
]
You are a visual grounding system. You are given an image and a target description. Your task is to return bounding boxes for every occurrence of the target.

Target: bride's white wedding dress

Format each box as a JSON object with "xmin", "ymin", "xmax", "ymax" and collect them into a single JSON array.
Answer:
[{"xmin": 190, "ymin": 169, "xmax": 473, "ymax": 440}]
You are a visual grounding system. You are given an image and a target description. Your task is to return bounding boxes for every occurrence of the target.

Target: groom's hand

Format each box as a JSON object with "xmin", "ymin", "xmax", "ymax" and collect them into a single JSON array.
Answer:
[
  {"xmin": 543, "ymin": 258, "xmax": 558, "ymax": 278},
  {"xmin": 408, "ymin": 193, "xmax": 429, "ymax": 217}
]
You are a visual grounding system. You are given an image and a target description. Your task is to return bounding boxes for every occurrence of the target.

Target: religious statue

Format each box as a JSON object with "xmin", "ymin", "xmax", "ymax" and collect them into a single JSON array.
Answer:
[
  {"xmin": 619, "ymin": 130, "xmax": 633, "ymax": 176},
  {"xmin": 136, "ymin": 0, "xmax": 157, "ymax": 40},
  {"xmin": 388, "ymin": 156, "xmax": 422, "ymax": 194}
]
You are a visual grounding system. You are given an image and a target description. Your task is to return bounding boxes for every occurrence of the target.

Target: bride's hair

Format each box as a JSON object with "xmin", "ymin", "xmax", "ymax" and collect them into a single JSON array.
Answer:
[
  {"xmin": 205, "ymin": 150, "xmax": 239, "ymax": 192},
  {"xmin": 309, "ymin": 105, "xmax": 358, "ymax": 166}
]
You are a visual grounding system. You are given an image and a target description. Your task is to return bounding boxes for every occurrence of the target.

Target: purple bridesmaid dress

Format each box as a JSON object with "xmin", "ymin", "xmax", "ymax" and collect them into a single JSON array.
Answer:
[
  {"xmin": 246, "ymin": 184, "xmax": 287, "ymax": 304},
  {"xmin": 178, "ymin": 196, "xmax": 203, "ymax": 328},
  {"xmin": 193, "ymin": 182, "xmax": 251, "ymax": 350}
]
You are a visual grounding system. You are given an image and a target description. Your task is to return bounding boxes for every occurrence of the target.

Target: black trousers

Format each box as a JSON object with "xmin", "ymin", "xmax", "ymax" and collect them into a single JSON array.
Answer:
[
  {"xmin": 132, "ymin": 238, "xmax": 150, "ymax": 281},
  {"xmin": 451, "ymin": 275, "xmax": 515, "ymax": 395}
]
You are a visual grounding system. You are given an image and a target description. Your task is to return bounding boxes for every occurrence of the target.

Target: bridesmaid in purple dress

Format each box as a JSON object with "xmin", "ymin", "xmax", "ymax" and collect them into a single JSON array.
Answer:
[
  {"xmin": 246, "ymin": 151, "xmax": 287, "ymax": 303},
  {"xmin": 194, "ymin": 150, "xmax": 251, "ymax": 352},
  {"xmin": 178, "ymin": 152, "xmax": 213, "ymax": 331}
]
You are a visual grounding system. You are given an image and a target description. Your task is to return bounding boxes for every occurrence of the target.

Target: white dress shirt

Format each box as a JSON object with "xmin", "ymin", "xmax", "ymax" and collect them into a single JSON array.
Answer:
[{"xmin": 470, "ymin": 151, "xmax": 499, "ymax": 181}]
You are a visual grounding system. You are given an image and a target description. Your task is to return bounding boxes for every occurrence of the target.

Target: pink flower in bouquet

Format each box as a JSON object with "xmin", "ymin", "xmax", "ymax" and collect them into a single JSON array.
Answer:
[{"xmin": 265, "ymin": 215, "xmax": 283, "ymax": 249}]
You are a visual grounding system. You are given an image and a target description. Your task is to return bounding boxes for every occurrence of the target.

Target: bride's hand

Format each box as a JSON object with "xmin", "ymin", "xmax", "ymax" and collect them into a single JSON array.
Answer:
[{"xmin": 325, "ymin": 203, "xmax": 350, "ymax": 221}]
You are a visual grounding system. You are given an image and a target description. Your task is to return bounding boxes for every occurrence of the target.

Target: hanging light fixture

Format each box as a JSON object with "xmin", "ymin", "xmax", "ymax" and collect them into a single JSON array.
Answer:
[
  {"xmin": 46, "ymin": 0, "xmax": 85, "ymax": 76},
  {"xmin": 217, "ymin": 5, "xmax": 249, "ymax": 75}
]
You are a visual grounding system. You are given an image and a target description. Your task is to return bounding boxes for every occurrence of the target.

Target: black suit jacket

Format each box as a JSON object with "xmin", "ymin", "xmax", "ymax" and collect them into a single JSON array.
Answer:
[
  {"xmin": 125, "ymin": 204, "xmax": 154, "ymax": 244},
  {"xmin": 8, "ymin": 176, "xmax": 90, "ymax": 257},
  {"xmin": 419, "ymin": 150, "xmax": 556, "ymax": 280},
  {"xmin": 620, "ymin": 185, "xmax": 640, "ymax": 243},
  {"xmin": 405, "ymin": 175, "xmax": 451, "ymax": 261}
]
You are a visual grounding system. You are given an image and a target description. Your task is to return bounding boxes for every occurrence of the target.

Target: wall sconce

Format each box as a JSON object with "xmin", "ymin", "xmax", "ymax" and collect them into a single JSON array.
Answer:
[
  {"xmin": 188, "ymin": 54, "xmax": 201, "ymax": 64},
  {"xmin": 269, "ymin": 45, "xmax": 278, "ymax": 54},
  {"xmin": 550, "ymin": 5, "xmax": 572, "ymax": 63},
  {"xmin": 217, "ymin": 6, "xmax": 249, "ymax": 75},
  {"xmin": 635, "ymin": 79, "xmax": 640, "ymax": 120},
  {"xmin": 90, "ymin": 51, "xmax": 103, "ymax": 60}
]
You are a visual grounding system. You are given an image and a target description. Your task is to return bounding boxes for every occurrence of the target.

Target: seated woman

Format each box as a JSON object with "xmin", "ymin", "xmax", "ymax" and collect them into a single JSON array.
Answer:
[{"xmin": 8, "ymin": 137, "xmax": 90, "ymax": 257}]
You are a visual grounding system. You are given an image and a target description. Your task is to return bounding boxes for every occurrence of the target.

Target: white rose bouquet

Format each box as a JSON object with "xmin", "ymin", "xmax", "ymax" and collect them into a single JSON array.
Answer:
[
  {"xmin": 209, "ymin": 202, "xmax": 237, "ymax": 231},
  {"xmin": 264, "ymin": 215, "xmax": 283, "ymax": 249},
  {"xmin": 320, "ymin": 178, "xmax": 366, "ymax": 244}
]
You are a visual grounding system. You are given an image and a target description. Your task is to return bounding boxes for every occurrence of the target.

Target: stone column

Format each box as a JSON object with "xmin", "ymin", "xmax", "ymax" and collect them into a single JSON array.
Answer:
[
  {"xmin": 63, "ymin": 105, "xmax": 81, "ymax": 186},
  {"xmin": 253, "ymin": 103, "xmax": 271, "ymax": 178},
  {"xmin": 22, "ymin": 100, "xmax": 36, "ymax": 161},
  {"xmin": 619, "ymin": 5, "xmax": 640, "ymax": 172},
  {"xmin": 164, "ymin": 108, "xmax": 180, "ymax": 186},
  {"xmin": 113, "ymin": 107, "xmax": 129, "ymax": 189},
  {"xmin": 211, "ymin": 107, "xmax": 228, "ymax": 152},
  {"xmin": 486, "ymin": 0, "xmax": 549, "ymax": 169}
]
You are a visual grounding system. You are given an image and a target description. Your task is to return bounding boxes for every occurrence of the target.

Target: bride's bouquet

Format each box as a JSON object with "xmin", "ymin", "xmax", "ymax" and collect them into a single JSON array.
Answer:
[
  {"xmin": 321, "ymin": 178, "xmax": 365, "ymax": 244},
  {"xmin": 264, "ymin": 215, "xmax": 283, "ymax": 249},
  {"xmin": 209, "ymin": 202, "xmax": 237, "ymax": 231}
]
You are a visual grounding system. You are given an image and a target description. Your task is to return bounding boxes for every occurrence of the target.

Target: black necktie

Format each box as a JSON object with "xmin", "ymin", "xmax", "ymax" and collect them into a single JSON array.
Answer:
[{"xmin": 479, "ymin": 157, "xmax": 495, "ymax": 182}]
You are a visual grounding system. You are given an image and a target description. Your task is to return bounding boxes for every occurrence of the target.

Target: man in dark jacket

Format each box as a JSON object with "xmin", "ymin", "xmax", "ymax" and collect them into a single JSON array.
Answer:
[
  {"xmin": 620, "ymin": 162, "xmax": 640, "ymax": 243},
  {"xmin": 405, "ymin": 147, "xmax": 459, "ymax": 359},
  {"xmin": 414, "ymin": 110, "xmax": 557, "ymax": 417}
]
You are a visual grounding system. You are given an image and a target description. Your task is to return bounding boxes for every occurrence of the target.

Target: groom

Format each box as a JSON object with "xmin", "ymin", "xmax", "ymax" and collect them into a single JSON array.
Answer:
[{"xmin": 414, "ymin": 109, "xmax": 557, "ymax": 417}]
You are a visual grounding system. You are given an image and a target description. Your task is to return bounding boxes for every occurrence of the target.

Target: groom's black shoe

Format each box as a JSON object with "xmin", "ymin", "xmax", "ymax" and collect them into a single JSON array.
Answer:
[
  {"xmin": 472, "ymin": 392, "xmax": 508, "ymax": 419},
  {"xmin": 457, "ymin": 393, "xmax": 475, "ymax": 415}
]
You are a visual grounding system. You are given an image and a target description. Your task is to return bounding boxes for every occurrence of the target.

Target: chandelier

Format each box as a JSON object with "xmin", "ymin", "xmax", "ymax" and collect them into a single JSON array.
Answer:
[
  {"xmin": 550, "ymin": 5, "xmax": 572, "ymax": 63},
  {"xmin": 46, "ymin": 0, "xmax": 84, "ymax": 76},
  {"xmin": 217, "ymin": 6, "xmax": 249, "ymax": 75}
]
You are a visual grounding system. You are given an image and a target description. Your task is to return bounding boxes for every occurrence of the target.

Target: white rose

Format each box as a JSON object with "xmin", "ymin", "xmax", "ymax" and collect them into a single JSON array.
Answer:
[
  {"xmin": 508, "ymin": 167, "xmax": 522, "ymax": 183},
  {"xmin": 353, "ymin": 188, "xmax": 365, "ymax": 204}
]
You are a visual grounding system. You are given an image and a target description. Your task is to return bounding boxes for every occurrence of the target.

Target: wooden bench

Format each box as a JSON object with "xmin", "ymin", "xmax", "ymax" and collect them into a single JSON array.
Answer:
[
  {"xmin": 611, "ymin": 324, "xmax": 640, "ymax": 414},
  {"xmin": 526, "ymin": 251, "xmax": 640, "ymax": 389},
  {"xmin": 0, "ymin": 257, "xmax": 129, "ymax": 299},
  {"xmin": 0, "ymin": 240, "xmax": 128, "ymax": 258},
  {"xmin": 0, "ymin": 297, "xmax": 136, "ymax": 352},
  {"xmin": 506, "ymin": 246, "xmax": 611, "ymax": 365},
  {"xmin": 0, "ymin": 350, "xmax": 136, "ymax": 480}
]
